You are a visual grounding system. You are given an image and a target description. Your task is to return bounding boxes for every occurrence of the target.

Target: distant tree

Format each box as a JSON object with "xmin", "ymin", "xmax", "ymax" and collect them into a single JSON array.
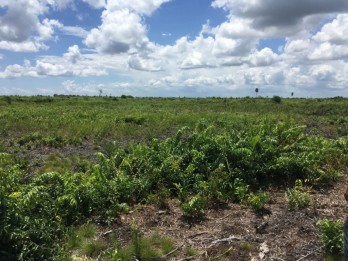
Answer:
[
  {"xmin": 3, "ymin": 96, "xmax": 12, "ymax": 105},
  {"xmin": 255, "ymin": 88, "xmax": 259, "ymax": 97},
  {"xmin": 272, "ymin": 95, "xmax": 282, "ymax": 104},
  {"xmin": 99, "ymin": 89, "xmax": 103, "ymax": 97},
  {"xmin": 291, "ymin": 92, "xmax": 294, "ymax": 97}
]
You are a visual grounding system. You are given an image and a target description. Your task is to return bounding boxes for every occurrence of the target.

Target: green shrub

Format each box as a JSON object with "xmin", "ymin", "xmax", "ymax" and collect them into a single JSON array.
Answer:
[
  {"xmin": 271, "ymin": 95, "xmax": 282, "ymax": 104},
  {"xmin": 286, "ymin": 180, "xmax": 311, "ymax": 210},
  {"xmin": 3, "ymin": 96, "xmax": 12, "ymax": 105},
  {"xmin": 317, "ymin": 219, "xmax": 343, "ymax": 253},
  {"xmin": 181, "ymin": 195, "xmax": 207, "ymax": 218},
  {"xmin": 246, "ymin": 191, "xmax": 269, "ymax": 212}
]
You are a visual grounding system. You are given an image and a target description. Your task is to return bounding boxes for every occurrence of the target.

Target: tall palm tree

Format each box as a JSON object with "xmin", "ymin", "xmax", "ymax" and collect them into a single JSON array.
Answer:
[{"xmin": 255, "ymin": 88, "xmax": 259, "ymax": 97}]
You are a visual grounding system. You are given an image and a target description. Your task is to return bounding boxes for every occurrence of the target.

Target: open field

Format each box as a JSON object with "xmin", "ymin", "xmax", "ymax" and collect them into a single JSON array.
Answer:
[{"xmin": 1, "ymin": 96, "xmax": 348, "ymax": 260}]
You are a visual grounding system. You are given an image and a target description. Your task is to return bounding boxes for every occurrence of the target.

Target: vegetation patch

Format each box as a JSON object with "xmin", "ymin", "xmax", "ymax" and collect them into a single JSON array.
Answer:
[{"xmin": 1, "ymin": 96, "xmax": 348, "ymax": 260}]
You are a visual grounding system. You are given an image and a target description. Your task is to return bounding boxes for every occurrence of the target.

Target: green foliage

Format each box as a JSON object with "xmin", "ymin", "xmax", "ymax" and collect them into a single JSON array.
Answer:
[
  {"xmin": 3, "ymin": 96, "xmax": 12, "ymax": 105},
  {"xmin": 246, "ymin": 191, "xmax": 269, "ymax": 212},
  {"xmin": 317, "ymin": 219, "xmax": 343, "ymax": 254},
  {"xmin": 1, "ymin": 96, "xmax": 348, "ymax": 260},
  {"xmin": 286, "ymin": 180, "xmax": 311, "ymax": 210},
  {"xmin": 185, "ymin": 247, "xmax": 198, "ymax": 257},
  {"xmin": 17, "ymin": 132, "xmax": 66, "ymax": 148},
  {"xmin": 181, "ymin": 195, "xmax": 207, "ymax": 218}
]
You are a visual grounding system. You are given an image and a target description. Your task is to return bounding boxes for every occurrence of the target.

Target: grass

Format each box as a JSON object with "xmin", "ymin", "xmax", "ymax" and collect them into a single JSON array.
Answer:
[{"xmin": 1, "ymin": 96, "xmax": 348, "ymax": 147}]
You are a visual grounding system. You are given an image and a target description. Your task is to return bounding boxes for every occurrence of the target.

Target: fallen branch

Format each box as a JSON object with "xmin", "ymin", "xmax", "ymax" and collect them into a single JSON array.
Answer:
[
  {"xmin": 102, "ymin": 230, "xmax": 113, "ymax": 236},
  {"xmin": 176, "ymin": 257, "xmax": 196, "ymax": 261},
  {"xmin": 208, "ymin": 235, "xmax": 244, "ymax": 248}
]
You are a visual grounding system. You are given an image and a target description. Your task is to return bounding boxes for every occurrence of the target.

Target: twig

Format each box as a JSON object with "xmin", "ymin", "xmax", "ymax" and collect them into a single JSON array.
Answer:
[
  {"xmin": 208, "ymin": 235, "xmax": 244, "ymax": 248},
  {"xmin": 296, "ymin": 246, "xmax": 323, "ymax": 261},
  {"xmin": 210, "ymin": 246, "xmax": 233, "ymax": 260},
  {"xmin": 176, "ymin": 257, "xmax": 196, "ymax": 261},
  {"xmin": 102, "ymin": 230, "xmax": 113, "ymax": 236}
]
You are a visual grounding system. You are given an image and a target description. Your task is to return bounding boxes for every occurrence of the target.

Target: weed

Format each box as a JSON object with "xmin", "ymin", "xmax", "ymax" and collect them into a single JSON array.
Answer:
[
  {"xmin": 317, "ymin": 219, "xmax": 343, "ymax": 254},
  {"xmin": 103, "ymin": 230, "xmax": 174, "ymax": 260},
  {"xmin": 181, "ymin": 195, "xmax": 207, "ymax": 219},
  {"xmin": 246, "ymin": 191, "xmax": 269, "ymax": 212},
  {"xmin": 185, "ymin": 246, "xmax": 198, "ymax": 257},
  {"xmin": 286, "ymin": 180, "xmax": 311, "ymax": 210}
]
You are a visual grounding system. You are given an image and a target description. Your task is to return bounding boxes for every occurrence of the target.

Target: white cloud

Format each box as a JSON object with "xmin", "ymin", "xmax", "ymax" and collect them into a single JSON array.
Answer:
[
  {"xmin": 60, "ymin": 26, "xmax": 89, "ymax": 38},
  {"xmin": 1, "ymin": 0, "xmax": 348, "ymax": 97},
  {"xmin": 36, "ymin": 18, "xmax": 61, "ymax": 42},
  {"xmin": 0, "ymin": 1, "xmax": 38, "ymax": 43},
  {"xmin": 212, "ymin": 0, "xmax": 348, "ymax": 32},
  {"xmin": 0, "ymin": 41, "xmax": 41, "ymax": 52},
  {"xmin": 63, "ymin": 45, "xmax": 82, "ymax": 64},
  {"xmin": 313, "ymin": 14, "xmax": 348, "ymax": 44},
  {"xmin": 85, "ymin": 9, "xmax": 148, "ymax": 54},
  {"xmin": 0, "ymin": 0, "xmax": 74, "ymax": 52},
  {"xmin": 106, "ymin": 0, "xmax": 171, "ymax": 16},
  {"xmin": 247, "ymin": 48, "xmax": 279, "ymax": 67},
  {"xmin": 308, "ymin": 42, "xmax": 348, "ymax": 60},
  {"xmin": 62, "ymin": 79, "xmax": 132, "ymax": 94},
  {"xmin": 82, "ymin": 0, "xmax": 106, "ymax": 9},
  {"xmin": 284, "ymin": 39, "xmax": 311, "ymax": 54},
  {"xmin": 128, "ymin": 54, "xmax": 163, "ymax": 71},
  {"xmin": 0, "ymin": 45, "xmax": 107, "ymax": 78}
]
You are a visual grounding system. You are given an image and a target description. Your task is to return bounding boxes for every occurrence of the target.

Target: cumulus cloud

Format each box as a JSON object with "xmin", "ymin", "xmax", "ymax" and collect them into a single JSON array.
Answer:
[
  {"xmin": 2, "ymin": 0, "xmax": 348, "ymax": 96},
  {"xmin": 63, "ymin": 45, "xmax": 82, "ymax": 64},
  {"xmin": 212, "ymin": 0, "xmax": 348, "ymax": 32},
  {"xmin": 0, "ymin": 45, "xmax": 107, "ymax": 78},
  {"xmin": 85, "ymin": 9, "xmax": 148, "ymax": 54},
  {"xmin": 62, "ymin": 79, "xmax": 132, "ymax": 94},
  {"xmin": 308, "ymin": 42, "xmax": 348, "ymax": 61},
  {"xmin": 84, "ymin": 0, "xmax": 172, "ymax": 55},
  {"xmin": 82, "ymin": 0, "xmax": 106, "ymax": 9},
  {"xmin": 0, "ymin": 2, "xmax": 38, "ymax": 43},
  {"xmin": 0, "ymin": 0, "xmax": 76, "ymax": 52},
  {"xmin": 247, "ymin": 48, "xmax": 279, "ymax": 67},
  {"xmin": 128, "ymin": 54, "xmax": 162, "ymax": 71},
  {"xmin": 106, "ymin": 0, "xmax": 171, "ymax": 16},
  {"xmin": 313, "ymin": 15, "xmax": 348, "ymax": 44}
]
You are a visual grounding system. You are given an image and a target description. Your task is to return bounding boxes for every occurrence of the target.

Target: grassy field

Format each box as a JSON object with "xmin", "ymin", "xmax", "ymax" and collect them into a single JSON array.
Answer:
[
  {"xmin": 1, "ymin": 96, "xmax": 348, "ymax": 143},
  {"xmin": 1, "ymin": 95, "xmax": 348, "ymax": 260}
]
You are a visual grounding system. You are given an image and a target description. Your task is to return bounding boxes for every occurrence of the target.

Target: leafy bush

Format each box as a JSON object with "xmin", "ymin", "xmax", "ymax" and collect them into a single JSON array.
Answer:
[
  {"xmin": 272, "ymin": 95, "xmax": 282, "ymax": 104},
  {"xmin": 317, "ymin": 219, "xmax": 343, "ymax": 253},
  {"xmin": 246, "ymin": 191, "xmax": 269, "ymax": 212},
  {"xmin": 181, "ymin": 195, "xmax": 207, "ymax": 218},
  {"xmin": 1, "ymin": 118, "xmax": 347, "ymax": 260},
  {"xmin": 3, "ymin": 96, "xmax": 12, "ymax": 105},
  {"xmin": 286, "ymin": 180, "xmax": 311, "ymax": 210}
]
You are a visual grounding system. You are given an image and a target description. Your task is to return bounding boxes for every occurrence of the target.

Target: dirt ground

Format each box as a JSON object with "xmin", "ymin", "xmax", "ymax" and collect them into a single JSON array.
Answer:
[{"xmin": 104, "ymin": 180, "xmax": 347, "ymax": 261}]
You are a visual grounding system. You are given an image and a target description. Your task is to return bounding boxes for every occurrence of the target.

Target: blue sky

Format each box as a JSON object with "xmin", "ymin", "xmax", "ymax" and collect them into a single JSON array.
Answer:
[{"xmin": 1, "ymin": 0, "xmax": 348, "ymax": 97}]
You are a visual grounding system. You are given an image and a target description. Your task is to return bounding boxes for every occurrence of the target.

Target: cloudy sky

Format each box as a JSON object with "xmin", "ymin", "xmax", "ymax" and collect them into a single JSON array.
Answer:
[{"xmin": 1, "ymin": 0, "xmax": 348, "ymax": 97}]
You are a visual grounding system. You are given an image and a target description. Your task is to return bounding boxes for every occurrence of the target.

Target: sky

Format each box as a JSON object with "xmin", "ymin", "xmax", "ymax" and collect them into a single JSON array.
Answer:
[{"xmin": 1, "ymin": 0, "xmax": 348, "ymax": 97}]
